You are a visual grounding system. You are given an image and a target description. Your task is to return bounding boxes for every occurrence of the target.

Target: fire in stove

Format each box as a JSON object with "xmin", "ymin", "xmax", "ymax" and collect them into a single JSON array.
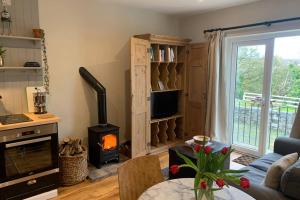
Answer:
[{"xmin": 102, "ymin": 134, "xmax": 117, "ymax": 150}]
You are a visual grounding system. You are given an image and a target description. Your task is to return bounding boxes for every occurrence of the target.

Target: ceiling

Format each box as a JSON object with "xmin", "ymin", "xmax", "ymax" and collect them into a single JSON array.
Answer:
[{"xmin": 109, "ymin": 0, "xmax": 261, "ymax": 15}]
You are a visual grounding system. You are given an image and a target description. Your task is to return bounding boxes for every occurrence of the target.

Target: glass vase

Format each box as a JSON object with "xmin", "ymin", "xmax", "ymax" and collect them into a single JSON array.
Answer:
[
  {"xmin": 195, "ymin": 182, "xmax": 214, "ymax": 200},
  {"xmin": 197, "ymin": 189, "xmax": 214, "ymax": 200}
]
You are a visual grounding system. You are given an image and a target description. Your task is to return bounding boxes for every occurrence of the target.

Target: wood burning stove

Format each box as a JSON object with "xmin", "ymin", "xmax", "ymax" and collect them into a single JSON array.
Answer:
[
  {"xmin": 88, "ymin": 124, "xmax": 119, "ymax": 168},
  {"xmin": 79, "ymin": 67, "xmax": 120, "ymax": 168}
]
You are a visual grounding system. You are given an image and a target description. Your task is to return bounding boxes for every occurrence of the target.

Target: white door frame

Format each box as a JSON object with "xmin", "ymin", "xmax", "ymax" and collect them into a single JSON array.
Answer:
[
  {"xmin": 227, "ymin": 39, "xmax": 274, "ymax": 156},
  {"xmin": 226, "ymin": 29, "xmax": 300, "ymax": 156}
]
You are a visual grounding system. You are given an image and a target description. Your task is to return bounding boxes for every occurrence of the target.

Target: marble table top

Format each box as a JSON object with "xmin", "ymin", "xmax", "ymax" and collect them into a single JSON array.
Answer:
[{"xmin": 138, "ymin": 178, "xmax": 255, "ymax": 200}]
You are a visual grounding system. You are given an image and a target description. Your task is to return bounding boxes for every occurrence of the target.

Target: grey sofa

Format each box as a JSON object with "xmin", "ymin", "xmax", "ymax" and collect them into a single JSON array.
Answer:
[{"xmin": 236, "ymin": 137, "xmax": 300, "ymax": 200}]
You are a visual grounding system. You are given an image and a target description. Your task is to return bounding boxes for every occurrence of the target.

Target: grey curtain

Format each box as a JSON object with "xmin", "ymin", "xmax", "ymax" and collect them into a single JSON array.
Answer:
[
  {"xmin": 205, "ymin": 31, "xmax": 229, "ymax": 143},
  {"xmin": 290, "ymin": 104, "xmax": 300, "ymax": 139}
]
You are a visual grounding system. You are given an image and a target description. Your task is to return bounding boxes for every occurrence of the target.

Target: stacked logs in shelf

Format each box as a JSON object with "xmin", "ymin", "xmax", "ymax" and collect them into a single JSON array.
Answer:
[
  {"xmin": 59, "ymin": 138, "xmax": 85, "ymax": 156},
  {"xmin": 151, "ymin": 118, "xmax": 184, "ymax": 146}
]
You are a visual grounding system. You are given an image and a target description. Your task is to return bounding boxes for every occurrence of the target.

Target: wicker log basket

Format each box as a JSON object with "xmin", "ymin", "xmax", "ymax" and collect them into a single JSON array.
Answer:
[{"xmin": 59, "ymin": 138, "xmax": 88, "ymax": 186}]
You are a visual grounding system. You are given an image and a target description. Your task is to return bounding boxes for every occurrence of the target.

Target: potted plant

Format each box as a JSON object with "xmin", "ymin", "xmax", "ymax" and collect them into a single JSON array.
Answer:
[
  {"xmin": 170, "ymin": 141, "xmax": 250, "ymax": 200},
  {"xmin": 0, "ymin": 46, "xmax": 7, "ymax": 67}
]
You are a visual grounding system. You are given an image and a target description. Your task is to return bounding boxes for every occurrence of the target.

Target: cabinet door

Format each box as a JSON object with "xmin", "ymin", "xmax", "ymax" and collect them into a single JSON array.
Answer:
[
  {"xmin": 186, "ymin": 43, "xmax": 209, "ymax": 137},
  {"xmin": 131, "ymin": 37, "xmax": 151, "ymax": 158}
]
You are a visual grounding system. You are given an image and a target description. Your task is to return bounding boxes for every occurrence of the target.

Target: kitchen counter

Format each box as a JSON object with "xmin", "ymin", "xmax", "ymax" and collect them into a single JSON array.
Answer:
[{"xmin": 0, "ymin": 113, "xmax": 59, "ymax": 131}]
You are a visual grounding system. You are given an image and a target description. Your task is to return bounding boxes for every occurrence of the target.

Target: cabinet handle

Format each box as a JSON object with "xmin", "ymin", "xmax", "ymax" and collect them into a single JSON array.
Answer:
[{"xmin": 27, "ymin": 179, "xmax": 37, "ymax": 186}]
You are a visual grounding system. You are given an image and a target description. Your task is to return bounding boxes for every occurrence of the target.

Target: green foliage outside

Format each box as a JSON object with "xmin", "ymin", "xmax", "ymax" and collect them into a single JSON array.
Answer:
[
  {"xmin": 233, "ymin": 46, "xmax": 300, "ymax": 151},
  {"xmin": 236, "ymin": 46, "xmax": 300, "ymax": 100}
]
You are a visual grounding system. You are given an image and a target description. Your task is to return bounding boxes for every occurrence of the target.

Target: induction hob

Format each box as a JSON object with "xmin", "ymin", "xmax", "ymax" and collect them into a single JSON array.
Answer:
[{"xmin": 0, "ymin": 114, "xmax": 33, "ymax": 125}]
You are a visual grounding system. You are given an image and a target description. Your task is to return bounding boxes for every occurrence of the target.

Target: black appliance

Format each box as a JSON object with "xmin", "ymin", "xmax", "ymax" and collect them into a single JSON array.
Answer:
[
  {"xmin": 151, "ymin": 91, "xmax": 178, "ymax": 119},
  {"xmin": 0, "ymin": 123, "xmax": 59, "ymax": 200},
  {"xmin": 88, "ymin": 124, "xmax": 119, "ymax": 169},
  {"xmin": 79, "ymin": 67, "xmax": 119, "ymax": 169}
]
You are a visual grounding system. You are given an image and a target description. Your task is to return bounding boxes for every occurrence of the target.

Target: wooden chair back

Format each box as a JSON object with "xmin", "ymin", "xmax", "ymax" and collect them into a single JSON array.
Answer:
[{"xmin": 118, "ymin": 155, "xmax": 164, "ymax": 200}]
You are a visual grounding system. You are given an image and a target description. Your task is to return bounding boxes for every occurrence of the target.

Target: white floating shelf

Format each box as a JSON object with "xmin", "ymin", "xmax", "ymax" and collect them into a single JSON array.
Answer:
[
  {"xmin": 0, "ymin": 35, "xmax": 41, "ymax": 41},
  {"xmin": 0, "ymin": 67, "xmax": 43, "ymax": 70}
]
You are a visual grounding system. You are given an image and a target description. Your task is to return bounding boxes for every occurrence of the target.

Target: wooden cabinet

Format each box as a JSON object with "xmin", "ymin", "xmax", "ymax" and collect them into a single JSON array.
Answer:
[
  {"xmin": 186, "ymin": 43, "xmax": 209, "ymax": 137},
  {"xmin": 130, "ymin": 34, "xmax": 208, "ymax": 158},
  {"xmin": 130, "ymin": 38, "xmax": 151, "ymax": 157}
]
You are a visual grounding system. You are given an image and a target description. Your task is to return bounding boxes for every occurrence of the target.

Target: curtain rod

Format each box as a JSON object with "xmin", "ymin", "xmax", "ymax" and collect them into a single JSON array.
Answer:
[{"xmin": 203, "ymin": 16, "xmax": 300, "ymax": 34}]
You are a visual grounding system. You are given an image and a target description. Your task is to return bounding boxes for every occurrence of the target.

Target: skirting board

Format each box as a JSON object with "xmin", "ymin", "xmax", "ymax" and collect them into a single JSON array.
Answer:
[{"xmin": 24, "ymin": 189, "xmax": 58, "ymax": 200}]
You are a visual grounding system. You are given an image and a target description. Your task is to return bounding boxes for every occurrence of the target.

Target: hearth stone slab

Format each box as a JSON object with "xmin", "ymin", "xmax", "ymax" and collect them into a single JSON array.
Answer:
[{"xmin": 88, "ymin": 154, "xmax": 129, "ymax": 182}]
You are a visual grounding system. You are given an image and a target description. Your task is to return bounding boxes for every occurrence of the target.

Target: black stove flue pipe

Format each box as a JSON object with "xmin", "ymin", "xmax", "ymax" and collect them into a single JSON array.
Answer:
[{"xmin": 79, "ymin": 67, "xmax": 107, "ymax": 126}]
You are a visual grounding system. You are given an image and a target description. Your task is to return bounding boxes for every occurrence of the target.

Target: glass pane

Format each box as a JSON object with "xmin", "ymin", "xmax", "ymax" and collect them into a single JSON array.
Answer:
[
  {"xmin": 233, "ymin": 45, "xmax": 266, "ymax": 150},
  {"xmin": 266, "ymin": 36, "xmax": 300, "ymax": 152},
  {"xmin": 5, "ymin": 140, "xmax": 52, "ymax": 178}
]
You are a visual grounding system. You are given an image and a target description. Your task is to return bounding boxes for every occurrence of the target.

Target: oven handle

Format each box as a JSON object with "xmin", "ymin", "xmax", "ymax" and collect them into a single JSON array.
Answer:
[
  {"xmin": 0, "ymin": 168, "xmax": 59, "ymax": 189},
  {"xmin": 5, "ymin": 136, "xmax": 52, "ymax": 148}
]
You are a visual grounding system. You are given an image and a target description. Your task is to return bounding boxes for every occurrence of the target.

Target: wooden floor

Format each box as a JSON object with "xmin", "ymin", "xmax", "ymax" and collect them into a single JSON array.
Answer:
[
  {"xmin": 52, "ymin": 151, "xmax": 242, "ymax": 200},
  {"xmin": 52, "ymin": 152, "xmax": 169, "ymax": 200}
]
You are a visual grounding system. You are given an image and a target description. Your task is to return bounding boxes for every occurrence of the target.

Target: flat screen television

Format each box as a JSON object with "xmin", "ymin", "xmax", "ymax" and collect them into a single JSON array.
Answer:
[{"xmin": 151, "ymin": 91, "xmax": 178, "ymax": 119}]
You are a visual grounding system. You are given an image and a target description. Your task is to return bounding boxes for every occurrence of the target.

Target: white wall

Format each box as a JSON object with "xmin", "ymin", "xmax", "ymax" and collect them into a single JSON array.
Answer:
[
  {"xmin": 179, "ymin": 0, "xmax": 300, "ymax": 42},
  {"xmin": 38, "ymin": 0, "xmax": 179, "ymax": 143}
]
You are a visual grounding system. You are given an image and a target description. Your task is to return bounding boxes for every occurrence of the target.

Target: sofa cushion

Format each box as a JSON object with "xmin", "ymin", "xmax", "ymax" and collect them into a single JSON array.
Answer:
[
  {"xmin": 250, "ymin": 153, "xmax": 282, "ymax": 172},
  {"xmin": 281, "ymin": 158, "xmax": 300, "ymax": 200},
  {"xmin": 237, "ymin": 166, "xmax": 290, "ymax": 200},
  {"xmin": 241, "ymin": 166, "xmax": 266, "ymax": 184},
  {"xmin": 263, "ymin": 152, "xmax": 298, "ymax": 189}
]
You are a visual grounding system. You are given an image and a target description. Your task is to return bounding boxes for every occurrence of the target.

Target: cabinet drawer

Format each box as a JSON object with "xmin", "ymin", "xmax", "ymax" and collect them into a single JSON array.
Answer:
[{"xmin": 0, "ymin": 173, "xmax": 59, "ymax": 200}]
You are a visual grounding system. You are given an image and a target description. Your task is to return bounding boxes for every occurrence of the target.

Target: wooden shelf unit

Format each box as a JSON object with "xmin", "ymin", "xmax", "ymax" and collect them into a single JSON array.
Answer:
[
  {"xmin": 151, "ymin": 114, "xmax": 183, "ymax": 123},
  {"xmin": 151, "ymin": 89, "xmax": 182, "ymax": 93},
  {"xmin": 131, "ymin": 34, "xmax": 209, "ymax": 158},
  {"xmin": 151, "ymin": 61, "xmax": 185, "ymax": 92}
]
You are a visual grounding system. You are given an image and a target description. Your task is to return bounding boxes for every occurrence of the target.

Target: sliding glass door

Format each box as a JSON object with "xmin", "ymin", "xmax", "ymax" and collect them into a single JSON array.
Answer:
[
  {"xmin": 228, "ymin": 32, "xmax": 300, "ymax": 156},
  {"xmin": 266, "ymin": 36, "xmax": 300, "ymax": 152}
]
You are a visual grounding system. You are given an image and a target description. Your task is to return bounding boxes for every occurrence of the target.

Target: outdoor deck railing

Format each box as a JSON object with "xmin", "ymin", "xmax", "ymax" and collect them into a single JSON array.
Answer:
[{"xmin": 233, "ymin": 94, "xmax": 299, "ymax": 151}]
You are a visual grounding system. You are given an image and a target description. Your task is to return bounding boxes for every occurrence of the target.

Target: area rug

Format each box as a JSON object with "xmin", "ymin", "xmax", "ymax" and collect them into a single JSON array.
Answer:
[
  {"xmin": 232, "ymin": 154, "xmax": 259, "ymax": 166},
  {"xmin": 161, "ymin": 167, "xmax": 169, "ymax": 180}
]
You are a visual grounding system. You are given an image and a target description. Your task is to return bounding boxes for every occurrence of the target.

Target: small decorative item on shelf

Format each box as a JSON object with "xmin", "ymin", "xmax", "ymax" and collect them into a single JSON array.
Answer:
[
  {"xmin": 1, "ymin": 5, "xmax": 11, "ymax": 35},
  {"xmin": 24, "ymin": 62, "xmax": 41, "ymax": 68},
  {"xmin": 59, "ymin": 137, "xmax": 88, "ymax": 186},
  {"xmin": 150, "ymin": 47, "xmax": 154, "ymax": 61},
  {"xmin": 0, "ymin": 46, "xmax": 6, "ymax": 67},
  {"xmin": 170, "ymin": 47, "xmax": 175, "ymax": 62},
  {"xmin": 170, "ymin": 138, "xmax": 250, "ymax": 200},
  {"xmin": 32, "ymin": 28, "xmax": 43, "ymax": 38},
  {"xmin": 158, "ymin": 80, "xmax": 165, "ymax": 90}
]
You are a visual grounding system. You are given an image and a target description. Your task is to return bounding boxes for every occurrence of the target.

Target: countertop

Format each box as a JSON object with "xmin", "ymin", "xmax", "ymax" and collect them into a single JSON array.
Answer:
[{"xmin": 0, "ymin": 113, "xmax": 59, "ymax": 131}]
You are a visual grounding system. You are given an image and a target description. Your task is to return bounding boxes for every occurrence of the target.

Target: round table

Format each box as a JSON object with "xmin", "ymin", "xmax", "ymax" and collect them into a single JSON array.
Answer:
[{"xmin": 138, "ymin": 178, "xmax": 255, "ymax": 200}]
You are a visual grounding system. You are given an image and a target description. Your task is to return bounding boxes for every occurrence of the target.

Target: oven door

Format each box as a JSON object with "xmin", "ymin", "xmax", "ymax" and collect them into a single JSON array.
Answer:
[{"xmin": 0, "ymin": 133, "xmax": 58, "ymax": 183}]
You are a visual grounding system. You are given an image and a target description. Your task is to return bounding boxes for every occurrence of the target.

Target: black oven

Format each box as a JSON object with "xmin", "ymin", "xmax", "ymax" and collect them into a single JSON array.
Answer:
[{"xmin": 0, "ymin": 123, "xmax": 59, "ymax": 200}]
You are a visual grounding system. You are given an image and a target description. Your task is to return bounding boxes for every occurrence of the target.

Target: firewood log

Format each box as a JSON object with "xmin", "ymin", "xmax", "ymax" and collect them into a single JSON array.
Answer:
[
  {"xmin": 59, "ymin": 138, "xmax": 85, "ymax": 156},
  {"xmin": 63, "ymin": 137, "xmax": 70, "ymax": 144}
]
